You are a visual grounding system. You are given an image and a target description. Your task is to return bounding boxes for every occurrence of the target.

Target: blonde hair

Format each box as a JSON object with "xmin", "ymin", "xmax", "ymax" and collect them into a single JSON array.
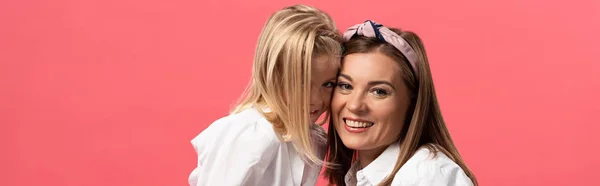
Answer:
[
  {"xmin": 325, "ymin": 28, "xmax": 478, "ymax": 186},
  {"xmin": 231, "ymin": 4, "xmax": 342, "ymax": 165}
]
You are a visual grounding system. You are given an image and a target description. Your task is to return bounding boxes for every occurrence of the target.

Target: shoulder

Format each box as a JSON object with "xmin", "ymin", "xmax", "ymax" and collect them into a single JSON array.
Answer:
[
  {"xmin": 191, "ymin": 108, "xmax": 281, "ymax": 155},
  {"xmin": 188, "ymin": 108, "xmax": 287, "ymax": 185},
  {"xmin": 393, "ymin": 147, "xmax": 474, "ymax": 186}
]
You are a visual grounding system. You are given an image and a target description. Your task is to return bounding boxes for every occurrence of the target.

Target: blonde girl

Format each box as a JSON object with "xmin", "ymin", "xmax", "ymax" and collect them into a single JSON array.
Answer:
[{"xmin": 188, "ymin": 4, "xmax": 342, "ymax": 186}]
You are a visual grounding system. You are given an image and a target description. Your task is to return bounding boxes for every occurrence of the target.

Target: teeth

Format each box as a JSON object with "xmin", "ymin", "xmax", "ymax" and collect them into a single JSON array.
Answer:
[{"xmin": 345, "ymin": 119, "xmax": 374, "ymax": 128}]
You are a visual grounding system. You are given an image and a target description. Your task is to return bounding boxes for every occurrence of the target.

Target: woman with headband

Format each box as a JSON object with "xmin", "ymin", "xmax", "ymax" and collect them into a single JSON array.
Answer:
[{"xmin": 324, "ymin": 20, "xmax": 478, "ymax": 186}]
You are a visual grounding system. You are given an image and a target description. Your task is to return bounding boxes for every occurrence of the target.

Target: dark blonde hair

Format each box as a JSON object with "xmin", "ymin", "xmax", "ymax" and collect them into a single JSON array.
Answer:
[
  {"xmin": 231, "ymin": 4, "xmax": 342, "ymax": 166},
  {"xmin": 324, "ymin": 27, "xmax": 478, "ymax": 186}
]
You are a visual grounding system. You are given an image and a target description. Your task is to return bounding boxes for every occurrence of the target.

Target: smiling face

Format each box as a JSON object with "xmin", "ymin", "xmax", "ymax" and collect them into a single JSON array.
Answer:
[
  {"xmin": 309, "ymin": 55, "xmax": 340, "ymax": 123},
  {"xmin": 332, "ymin": 52, "xmax": 412, "ymax": 153}
]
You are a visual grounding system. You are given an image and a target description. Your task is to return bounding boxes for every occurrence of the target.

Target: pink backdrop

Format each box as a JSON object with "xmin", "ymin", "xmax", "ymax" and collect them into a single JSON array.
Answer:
[{"xmin": 2, "ymin": 0, "xmax": 599, "ymax": 185}]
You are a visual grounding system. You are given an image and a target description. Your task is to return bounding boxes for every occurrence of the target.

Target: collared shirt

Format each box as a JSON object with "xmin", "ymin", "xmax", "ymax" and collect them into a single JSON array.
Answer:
[
  {"xmin": 188, "ymin": 108, "xmax": 327, "ymax": 186},
  {"xmin": 345, "ymin": 142, "xmax": 474, "ymax": 186}
]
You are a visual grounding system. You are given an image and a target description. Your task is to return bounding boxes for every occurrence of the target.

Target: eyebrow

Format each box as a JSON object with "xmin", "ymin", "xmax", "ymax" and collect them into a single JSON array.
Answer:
[
  {"xmin": 320, "ymin": 76, "xmax": 337, "ymax": 83},
  {"xmin": 338, "ymin": 73, "xmax": 396, "ymax": 90},
  {"xmin": 314, "ymin": 77, "xmax": 337, "ymax": 84},
  {"xmin": 338, "ymin": 73, "xmax": 353, "ymax": 81}
]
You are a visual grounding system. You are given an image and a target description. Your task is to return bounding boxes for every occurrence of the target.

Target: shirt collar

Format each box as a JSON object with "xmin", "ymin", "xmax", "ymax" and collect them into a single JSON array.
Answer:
[{"xmin": 344, "ymin": 142, "xmax": 401, "ymax": 185}]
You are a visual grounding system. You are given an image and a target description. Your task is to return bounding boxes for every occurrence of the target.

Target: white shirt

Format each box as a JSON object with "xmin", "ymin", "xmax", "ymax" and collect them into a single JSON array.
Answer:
[
  {"xmin": 345, "ymin": 142, "xmax": 474, "ymax": 186},
  {"xmin": 188, "ymin": 108, "xmax": 327, "ymax": 186}
]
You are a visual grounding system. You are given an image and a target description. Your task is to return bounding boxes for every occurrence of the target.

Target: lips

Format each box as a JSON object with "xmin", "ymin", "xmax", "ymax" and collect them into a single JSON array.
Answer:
[
  {"xmin": 345, "ymin": 119, "xmax": 374, "ymax": 128},
  {"xmin": 310, "ymin": 109, "xmax": 319, "ymax": 116},
  {"xmin": 343, "ymin": 117, "xmax": 374, "ymax": 133}
]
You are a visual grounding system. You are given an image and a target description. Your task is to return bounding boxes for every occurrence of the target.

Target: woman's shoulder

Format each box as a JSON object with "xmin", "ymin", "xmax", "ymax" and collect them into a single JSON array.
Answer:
[
  {"xmin": 393, "ymin": 146, "xmax": 474, "ymax": 185},
  {"xmin": 408, "ymin": 146, "xmax": 455, "ymax": 164}
]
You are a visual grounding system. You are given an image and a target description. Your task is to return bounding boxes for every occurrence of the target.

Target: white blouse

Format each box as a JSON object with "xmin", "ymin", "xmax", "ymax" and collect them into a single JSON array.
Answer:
[
  {"xmin": 345, "ymin": 142, "xmax": 474, "ymax": 186},
  {"xmin": 188, "ymin": 108, "xmax": 327, "ymax": 186}
]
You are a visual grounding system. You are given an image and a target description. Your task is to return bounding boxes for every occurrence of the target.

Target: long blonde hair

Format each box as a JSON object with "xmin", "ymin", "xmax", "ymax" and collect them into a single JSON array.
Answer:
[
  {"xmin": 231, "ymin": 4, "xmax": 342, "ymax": 165},
  {"xmin": 325, "ymin": 28, "xmax": 478, "ymax": 185}
]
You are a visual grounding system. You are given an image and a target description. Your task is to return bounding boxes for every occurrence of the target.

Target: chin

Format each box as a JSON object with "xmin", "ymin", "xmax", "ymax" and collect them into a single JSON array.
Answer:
[
  {"xmin": 310, "ymin": 112, "xmax": 325, "ymax": 124},
  {"xmin": 337, "ymin": 133, "xmax": 371, "ymax": 151},
  {"xmin": 310, "ymin": 114, "xmax": 320, "ymax": 123},
  {"xmin": 343, "ymin": 142, "xmax": 368, "ymax": 151}
]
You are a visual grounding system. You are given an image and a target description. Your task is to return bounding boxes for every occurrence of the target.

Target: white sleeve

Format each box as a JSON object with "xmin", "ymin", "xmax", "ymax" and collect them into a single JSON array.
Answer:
[
  {"xmin": 397, "ymin": 160, "xmax": 474, "ymax": 186},
  {"xmin": 190, "ymin": 129, "xmax": 281, "ymax": 186}
]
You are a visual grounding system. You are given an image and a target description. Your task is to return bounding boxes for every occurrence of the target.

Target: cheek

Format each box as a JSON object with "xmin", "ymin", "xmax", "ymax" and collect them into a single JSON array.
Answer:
[
  {"xmin": 330, "ymin": 93, "xmax": 345, "ymax": 115},
  {"xmin": 320, "ymin": 89, "xmax": 333, "ymax": 105},
  {"xmin": 377, "ymin": 102, "xmax": 401, "ymax": 119},
  {"xmin": 374, "ymin": 99, "xmax": 406, "ymax": 138}
]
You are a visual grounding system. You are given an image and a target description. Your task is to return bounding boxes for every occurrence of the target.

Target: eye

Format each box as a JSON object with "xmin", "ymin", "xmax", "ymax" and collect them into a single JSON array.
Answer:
[
  {"xmin": 337, "ymin": 83, "xmax": 352, "ymax": 90},
  {"xmin": 322, "ymin": 81, "xmax": 335, "ymax": 88},
  {"xmin": 371, "ymin": 88, "xmax": 389, "ymax": 97}
]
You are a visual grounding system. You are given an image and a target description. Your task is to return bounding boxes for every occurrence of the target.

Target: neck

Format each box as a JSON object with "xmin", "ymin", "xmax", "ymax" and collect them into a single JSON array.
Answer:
[{"xmin": 357, "ymin": 145, "xmax": 388, "ymax": 169}]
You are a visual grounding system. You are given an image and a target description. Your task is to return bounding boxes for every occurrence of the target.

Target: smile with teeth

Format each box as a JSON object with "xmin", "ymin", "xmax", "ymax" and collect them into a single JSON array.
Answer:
[
  {"xmin": 344, "ymin": 118, "xmax": 374, "ymax": 128},
  {"xmin": 310, "ymin": 110, "xmax": 319, "ymax": 115}
]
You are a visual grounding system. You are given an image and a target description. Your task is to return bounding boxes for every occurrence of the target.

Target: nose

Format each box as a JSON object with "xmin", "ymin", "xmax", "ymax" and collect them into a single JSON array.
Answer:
[{"xmin": 346, "ymin": 91, "xmax": 368, "ymax": 114}]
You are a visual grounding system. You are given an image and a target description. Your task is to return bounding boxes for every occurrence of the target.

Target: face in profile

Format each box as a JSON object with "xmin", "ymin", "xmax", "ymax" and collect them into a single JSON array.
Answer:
[
  {"xmin": 309, "ymin": 55, "xmax": 339, "ymax": 123},
  {"xmin": 332, "ymin": 52, "xmax": 412, "ymax": 153}
]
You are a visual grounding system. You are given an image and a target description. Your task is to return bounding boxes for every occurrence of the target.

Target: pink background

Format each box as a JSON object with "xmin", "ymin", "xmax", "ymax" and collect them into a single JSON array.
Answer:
[{"xmin": 1, "ymin": 0, "xmax": 599, "ymax": 185}]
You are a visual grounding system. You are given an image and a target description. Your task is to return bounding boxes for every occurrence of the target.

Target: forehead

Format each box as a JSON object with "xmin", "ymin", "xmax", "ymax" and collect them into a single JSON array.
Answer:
[
  {"xmin": 312, "ymin": 55, "xmax": 340, "ymax": 77},
  {"xmin": 341, "ymin": 52, "xmax": 402, "ymax": 82}
]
